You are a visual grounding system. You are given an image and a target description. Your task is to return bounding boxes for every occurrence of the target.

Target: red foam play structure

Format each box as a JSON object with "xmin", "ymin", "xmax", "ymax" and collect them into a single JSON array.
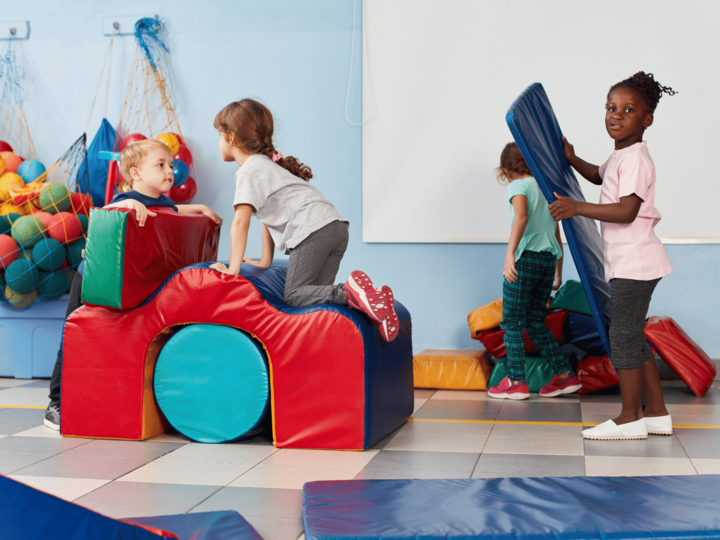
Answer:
[
  {"xmin": 474, "ymin": 310, "xmax": 568, "ymax": 358},
  {"xmin": 644, "ymin": 316, "xmax": 716, "ymax": 397},
  {"xmin": 577, "ymin": 355, "xmax": 619, "ymax": 395}
]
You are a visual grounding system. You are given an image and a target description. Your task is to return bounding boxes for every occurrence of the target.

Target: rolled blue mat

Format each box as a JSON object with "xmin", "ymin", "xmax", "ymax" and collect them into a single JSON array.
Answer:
[{"xmin": 154, "ymin": 324, "xmax": 270, "ymax": 443}]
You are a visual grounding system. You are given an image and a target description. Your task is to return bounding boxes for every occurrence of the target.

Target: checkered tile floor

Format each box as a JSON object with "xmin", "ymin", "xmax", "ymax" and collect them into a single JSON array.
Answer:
[{"xmin": 2, "ymin": 378, "xmax": 720, "ymax": 540}]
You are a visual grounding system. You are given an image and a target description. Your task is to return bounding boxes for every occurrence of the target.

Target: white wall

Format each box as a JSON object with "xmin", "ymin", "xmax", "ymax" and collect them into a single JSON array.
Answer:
[{"xmin": 362, "ymin": 0, "xmax": 720, "ymax": 242}]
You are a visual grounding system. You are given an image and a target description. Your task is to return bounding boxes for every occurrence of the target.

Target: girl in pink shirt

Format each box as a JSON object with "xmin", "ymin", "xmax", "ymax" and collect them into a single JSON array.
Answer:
[{"xmin": 549, "ymin": 72, "xmax": 677, "ymax": 441}]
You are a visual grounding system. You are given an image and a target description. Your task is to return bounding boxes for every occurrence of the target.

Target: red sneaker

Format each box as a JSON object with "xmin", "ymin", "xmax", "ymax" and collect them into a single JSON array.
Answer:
[
  {"xmin": 344, "ymin": 271, "xmax": 390, "ymax": 324},
  {"xmin": 539, "ymin": 372, "xmax": 582, "ymax": 397},
  {"xmin": 488, "ymin": 376, "xmax": 529, "ymax": 400},
  {"xmin": 377, "ymin": 285, "xmax": 399, "ymax": 342}
]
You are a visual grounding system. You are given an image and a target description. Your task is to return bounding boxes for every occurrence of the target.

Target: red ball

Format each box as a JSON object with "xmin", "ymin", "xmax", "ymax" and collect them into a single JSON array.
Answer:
[
  {"xmin": 47, "ymin": 212, "xmax": 82, "ymax": 244},
  {"xmin": 70, "ymin": 192, "xmax": 92, "ymax": 216},
  {"xmin": 0, "ymin": 141, "xmax": 12, "ymax": 153},
  {"xmin": 169, "ymin": 175, "xmax": 197, "ymax": 203},
  {"xmin": 173, "ymin": 144, "xmax": 193, "ymax": 167},
  {"xmin": 170, "ymin": 132, "xmax": 185, "ymax": 144},
  {"xmin": 0, "ymin": 234, "xmax": 19, "ymax": 269},
  {"xmin": 120, "ymin": 133, "xmax": 147, "ymax": 150},
  {"xmin": 1, "ymin": 152, "xmax": 24, "ymax": 174},
  {"xmin": 33, "ymin": 211, "xmax": 53, "ymax": 230}
]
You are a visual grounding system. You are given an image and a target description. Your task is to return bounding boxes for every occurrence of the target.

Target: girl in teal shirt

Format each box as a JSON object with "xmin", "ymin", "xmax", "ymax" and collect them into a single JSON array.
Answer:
[{"xmin": 488, "ymin": 143, "xmax": 581, "ymax": 400}]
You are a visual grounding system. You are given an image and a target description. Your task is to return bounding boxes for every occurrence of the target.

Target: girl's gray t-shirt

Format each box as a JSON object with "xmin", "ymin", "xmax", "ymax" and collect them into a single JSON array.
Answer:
[{"xmin": 233, "ymin": 154, "xmax": 347, "ymax": 254}]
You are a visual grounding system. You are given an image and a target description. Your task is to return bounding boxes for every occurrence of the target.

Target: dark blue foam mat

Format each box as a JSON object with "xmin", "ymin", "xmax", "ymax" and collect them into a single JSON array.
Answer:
[
  {"xmin": 506, "ymin": 83, "xmax": 611, "ymax": 356},
  {"xmin": 303, "ymin": 476, "xmax": 720, "ymax": 539},
  {"xmin": 126, "ymin": 511, "xmax": 264, "ymax": 540}
]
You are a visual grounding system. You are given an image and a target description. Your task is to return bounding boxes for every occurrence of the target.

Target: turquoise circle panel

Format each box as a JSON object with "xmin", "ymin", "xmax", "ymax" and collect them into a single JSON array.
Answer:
[{"xmin": 154, "ymin": 324, "xmax": 270, "ymax": 443}]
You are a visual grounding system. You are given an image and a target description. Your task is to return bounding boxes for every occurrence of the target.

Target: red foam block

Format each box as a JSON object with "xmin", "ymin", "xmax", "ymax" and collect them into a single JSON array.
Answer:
[{"xmin": 475, "ymin": 310, "xmax": 568, "ymax": 358}]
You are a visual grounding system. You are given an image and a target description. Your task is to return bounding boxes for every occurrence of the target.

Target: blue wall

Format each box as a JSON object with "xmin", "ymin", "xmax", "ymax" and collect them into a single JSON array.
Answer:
[{"xmin": 4, "ymin": 0, "xmax": 718, "ymax": 357}]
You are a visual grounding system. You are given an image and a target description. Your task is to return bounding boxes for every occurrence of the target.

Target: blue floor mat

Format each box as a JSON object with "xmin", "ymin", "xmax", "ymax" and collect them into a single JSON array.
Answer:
[
  {"xmin": 506, "ymin": 83, "xmax": 611, "ymax": 356},
  {"xmin": 303, "ymin": 476, "xmax": 720, "ymax": 539}
]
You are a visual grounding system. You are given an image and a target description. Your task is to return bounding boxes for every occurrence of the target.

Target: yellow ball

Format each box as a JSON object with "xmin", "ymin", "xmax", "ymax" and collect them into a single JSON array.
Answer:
[
  {"xmin": 0, "ymin": 154, "xmax": 5, "ymax": 176},
  {"xmin": 4, "ymin": 285, "xmax": 37, "ymax": 307},
  {"xmin": 0, "ymin": 201, "xmax": 26, "ymax": 216},
  {"xmin": 0, "ymin": 172, "xmax": 24, "ymax": 202},
  {"xmin": 156, "ymin": 133, "xmax": 180, "ymax": 155}
]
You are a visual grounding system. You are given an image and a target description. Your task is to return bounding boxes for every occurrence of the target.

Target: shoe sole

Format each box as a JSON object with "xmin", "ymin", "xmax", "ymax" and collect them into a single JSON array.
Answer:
[
  {"xmin": 539, "ymin": 383, "xmax": 583, "ymax": 398},
  {"xmin": 648, "ymin": 430, "xmax": 673, "ymax": 436},
  {"xmin": 487, "ymin": 392, "xmax": 529, "ymax": 400},
  {"xmin": 376, "ymin": 286, "xmax": 398, "ymax": 342},
  {"xmin": 346, "ymin": 272, "xmax": 389, "ymax": 323},
  {"xmin": 582, "ymin": 434, "xmax": 648, "ymax": 440},
  {"xmin": 43, "ymin": 418, "xmax": 60, "ymax": 431}
]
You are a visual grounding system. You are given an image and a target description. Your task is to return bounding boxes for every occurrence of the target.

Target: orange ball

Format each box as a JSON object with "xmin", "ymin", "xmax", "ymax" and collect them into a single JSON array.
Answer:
[
  {"xmin": 0, "ymin": 234, "xmax": 19, "ymax": 269},
  {"xmin": 33, "ymin": 211, "xmax": 53, "ymax": 230},
  {"xmin": 70, "ymin": 192, "xmax": 92, "ymax": 216},
  {"xmin": 156, "ymin": 133, "xmax": 180, "ymax": 155},
  {"xmin": 46, "ymin": 212, "xmax": 82, "ymax": 244},
  {"xmin": 0, "ymin": 152, "xmax": 24, "ymax": 174}
]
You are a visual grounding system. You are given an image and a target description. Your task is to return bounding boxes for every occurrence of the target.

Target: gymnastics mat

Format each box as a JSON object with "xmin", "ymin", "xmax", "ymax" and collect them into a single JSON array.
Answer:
[
  {"xmin": 303, "ymin": 476, "xmax": 720, "ymax": 539},
  {"xmin": 0, "ymin": 475, "xmax": 262, "ymax": 539},
  {"xmin": 506, "ymin": 83, "xmax": 611, "ymax": 356}
]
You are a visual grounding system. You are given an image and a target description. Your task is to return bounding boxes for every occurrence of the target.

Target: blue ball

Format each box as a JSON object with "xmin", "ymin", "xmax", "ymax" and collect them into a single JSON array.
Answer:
[
  {"xmin": 5, "ymin": 259, "xmax": 39, "ymax": 294},
  {"xmin": 172, "ymin": 159, "xmax": 189, "ymax": 187},
  {"xmin": 32, "ymin": 238, "xmax": 65, "ymax": 272},
  {"xmin": 17, "ymin": 159, "xmax": 47, "ymax": 183},
  {"xmin": 0, "ymin": 271, "xmax": 5, "ymax": 289}
]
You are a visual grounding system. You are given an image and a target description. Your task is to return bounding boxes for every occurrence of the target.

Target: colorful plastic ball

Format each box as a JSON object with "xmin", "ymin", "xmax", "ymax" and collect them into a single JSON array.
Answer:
[
  {"xmin": 0, "ymin": 152, "xmax": 23, "ymax": 174},
  {"xmin": 120, "ymin": 133, "xmax": 147, "ymax": 150},
  {"xmin": 170, "ymin": 132, "xmax": 185, "ymax": 144},
  {"xmin": 0, "ymin": 141, "xmax": 12, "ymax": 153},
  {"xmin": 69, "ymin": 192, "xmax": 92, "ymax": 216},
  {"xmin": 47, "ymin": 213, "xmax": 81, "ymax": 244},
  {"xmin": 66, "ymin": 238, "xmax": 86, "ymax": 268},
  {"xmin": 0, "ymin": 153, "xmax": 4, "ymax": 176},
  {"xmin": 169, "ymin": 175, "xmax": 197, "ymax": 204},
  {"xmin": 5, "ymin": 259, "xmax": 39, "ymax": 294},
  {"xmin": 37, "ymin": 270, "xmax": 69, "ymax": 300},
  {"xmin": 174, "ymin": 144, "xmax": 193, "ymax": 167},
  {"xmin": 17, "ymin": 160, "xmax": 46, "ymax": 183},
  {"xmin": 77, "ymin": 214, "xmax": 88, "ymax": 235},
  {"xmin": 39, "ymin": 183, "xmax": 71, "ymax": 214},
  {"xmin": 172, "ymin": 159, "xmax": 189, "ymax": 187},
  {"xmin": 11, "ymin": 216, "xmax": 44, "ymax": 248},
  {"xmin": 0, "ymin": 234, "xmax": 18, "ymax": 269},
  {"xmin": 0, "ymin": 213, "xmax": 20, "ymax": 235},
  {"xmin": 156, "ymin": 133, "xmax": 180, "ymax": 155},
  {"xmin": 32, "ymin": 238, "xmax": 65, "ymax": 272},
  {"xmin": 0, "ymin": 172, "xmax": 24, "ymax": 200},
  {"xmin": 4, "ymin": 285, "xmax": 37, "ymax": 308}
]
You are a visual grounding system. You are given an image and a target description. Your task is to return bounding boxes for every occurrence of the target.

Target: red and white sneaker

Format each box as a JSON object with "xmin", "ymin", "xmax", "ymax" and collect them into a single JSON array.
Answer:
[
  {"xmin": 343, "ymin": 271, "xmax": 390, "ymax": 324},
  {"xmin": 377, "ymin": 285, "xmax": 399, "ymax": 342},
  {"xmin": 539, "ymin": 372, "xmax": 582, "ymax": 398},
  {"xmin": 488, "ymin": 376, "xmax": 529, "ymax": 400}
]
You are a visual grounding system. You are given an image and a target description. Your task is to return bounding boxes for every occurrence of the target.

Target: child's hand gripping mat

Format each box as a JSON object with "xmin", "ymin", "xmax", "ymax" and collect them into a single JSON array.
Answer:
[
  {"xmin": 506, "ymin": 83, "xmax": 611, "ymax": 356},
  {"xmin": 303, "ymin": 476, "xmax": 720, "ymax": 539},
  {"xmin": 82, "ymin": 208, "xmax": 220, "ymax": 309}
]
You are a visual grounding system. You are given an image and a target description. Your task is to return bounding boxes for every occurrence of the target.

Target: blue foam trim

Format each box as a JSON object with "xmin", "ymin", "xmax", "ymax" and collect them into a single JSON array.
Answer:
[
  {"xmin": 154, "ymin": 324, "xmax": 270, "ymax": 443},
  {"xmin": 303, "ymin": 476, "xmax": 720, "ymax": 539},
  {"xmin": 0, "ymin": 475, "xmax": 164, "ymax": 539},
  {"xmin": 506, "ymin": 83, "xmax": 611, "ymax": 356},
  {"xmin": 566, "ymin": 311, "xmax": 608, "ymax": 356},
  {"xmin": 141, "ymin": 260, "xmax": 413, "ymax": 449},
  {"xmin": 126, "ymin": 511, "xmax": 263, "ymax": 540}
]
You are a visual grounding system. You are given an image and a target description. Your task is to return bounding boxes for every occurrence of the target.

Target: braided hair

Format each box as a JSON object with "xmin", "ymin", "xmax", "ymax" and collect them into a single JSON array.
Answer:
[
  {"xmin": 495, "ymin": 142, "xmax": 531, "ymax": 185},
  {"xmin": 214, "ymin": 99, "xmax": 313, "ymax": 181},
  {"xmin": 608, "ymin": 72, "xmax": 677, "ymax": 114}
]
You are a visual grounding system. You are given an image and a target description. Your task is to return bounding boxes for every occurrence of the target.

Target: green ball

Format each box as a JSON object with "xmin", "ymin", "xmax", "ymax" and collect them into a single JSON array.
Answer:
[
  {"xmin": 66, "ymin": 238, "xmax": 86, "ymax": 268},
  {"xmin": 1, "ymin": 213, "xmax": 21, "ymax": 236},
  {"xmin": 0, "ymin": 271, "xmax": 5, "ymax": 289},
  {"xmin": 77, "ymin": 214, "xmax": 88, "ymax": 235},
  {"xmin": 5, "ymin": 259, "xmax": 39, "ymax": 294},
  {"xmin": 33, "ymin": 238, "xmax": 65, "ymax": 272},
  {"xmin": 11, "ymin": 216, "xmax": 44, "ymax": 248},
  {"xmin": 37, "ymin": 271, "xmax": 69, "ymax": 300},
  {"xmin": 39, "ymin": 184, "xmax": 71, "ymax": 214}
]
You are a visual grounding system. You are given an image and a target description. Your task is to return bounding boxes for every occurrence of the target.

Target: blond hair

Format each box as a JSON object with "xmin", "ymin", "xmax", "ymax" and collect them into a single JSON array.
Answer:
[{"xmin": 119, "ymin": 139, "xmax": 174, "ymax": 186}]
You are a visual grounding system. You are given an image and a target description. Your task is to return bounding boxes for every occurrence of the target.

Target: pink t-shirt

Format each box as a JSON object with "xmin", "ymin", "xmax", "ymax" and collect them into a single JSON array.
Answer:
[{"xmin": 598, "ymin": 141, "xmax": 672, "ymax": 282}]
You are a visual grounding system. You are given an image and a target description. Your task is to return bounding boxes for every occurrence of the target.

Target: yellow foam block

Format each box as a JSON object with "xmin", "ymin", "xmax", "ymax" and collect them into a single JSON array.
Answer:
[
  {"xmin": 468, "ymin": 298, "xmax": 503, "ymax": 337},
  {"xmin": 413, "ymin": 349, "xmax": 493, "ymax": 390}
]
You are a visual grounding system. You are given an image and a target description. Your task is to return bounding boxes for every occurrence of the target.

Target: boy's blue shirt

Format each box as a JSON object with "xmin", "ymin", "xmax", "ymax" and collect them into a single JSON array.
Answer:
[{"xmin": 77, "ymin": 190, "xmax": 178, "ymax": 276}]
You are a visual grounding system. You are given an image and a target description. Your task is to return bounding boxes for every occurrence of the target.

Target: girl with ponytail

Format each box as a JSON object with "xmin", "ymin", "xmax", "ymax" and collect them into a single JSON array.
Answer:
[{"xmin": 210, "ymin": 99, "xmax": 399, "ymax": 341}]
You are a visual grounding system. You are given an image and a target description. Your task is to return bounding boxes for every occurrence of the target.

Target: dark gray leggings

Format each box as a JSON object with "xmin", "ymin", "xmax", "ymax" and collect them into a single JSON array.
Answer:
[{"xmin": 284, "ymin": 220, "xmax": 350, "ymax": 307}]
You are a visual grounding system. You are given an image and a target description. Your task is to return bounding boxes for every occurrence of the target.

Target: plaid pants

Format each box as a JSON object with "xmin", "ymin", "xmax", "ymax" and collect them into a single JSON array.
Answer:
[{"xmin": 501, "ymin": 251, "xmax": 569, "ymax": 381}]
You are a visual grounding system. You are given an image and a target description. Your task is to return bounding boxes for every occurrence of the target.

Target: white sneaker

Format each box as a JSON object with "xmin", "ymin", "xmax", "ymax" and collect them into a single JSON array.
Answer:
[
  {"xmin": 645, "ymin": 415, "xmax": 673, "ymax": 436},
  {"xmin": 582, "ymin": 418, "xmax": 647, "ymax": 440}
]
